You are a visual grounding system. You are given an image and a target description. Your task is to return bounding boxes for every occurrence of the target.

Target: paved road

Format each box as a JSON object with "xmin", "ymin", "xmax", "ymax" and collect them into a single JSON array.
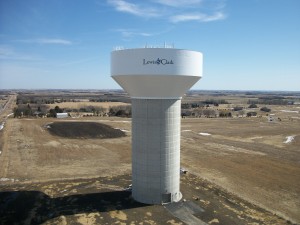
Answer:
[
  {"xmin": 165, "ymin": 201, "xmax": 207, "ymax": 225},
  {"xmin": 0, "ymin": 94, "xmax": 16, "ymax": 131},
  {"xmin": 0, "ymin": 94, "xmax": 16, "ymax": 116}
]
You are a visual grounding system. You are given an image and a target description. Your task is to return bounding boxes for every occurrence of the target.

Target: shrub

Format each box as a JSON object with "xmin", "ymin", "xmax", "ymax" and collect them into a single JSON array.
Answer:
[
  {"xmin": 248, "ymin": 104, "xmax": 258, "ymax": 108},
  {"xmin": 247, "ymin": 112, "xmax": 257, "ymax": 117},
  {"xmin": 219, "ymin": 111, "xmax": 232, "ymax": 117},
  {"xmin": 203, "ymin": 109, "xmax": 216, "ymax": 118},
  {"xmin": 233, "ymin": 106, "xmax": 243, "ymax": 111},
  {"xmin": 260, "ymin": 107, "xmax": 271, "ymax": 112}
]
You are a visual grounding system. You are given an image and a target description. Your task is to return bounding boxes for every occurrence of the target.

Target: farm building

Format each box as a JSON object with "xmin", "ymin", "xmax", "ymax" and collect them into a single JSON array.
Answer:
[
  {"xmin": 268, "ymin": 114, "xmax": 277, "ymax": 122},
  {"xmin": 56, "ymin": 113, "xmax": 69, "ymax": 119}
]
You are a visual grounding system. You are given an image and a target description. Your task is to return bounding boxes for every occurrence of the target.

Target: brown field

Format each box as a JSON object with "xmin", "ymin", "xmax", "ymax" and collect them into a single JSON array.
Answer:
[
  {"xmin": 0, "ymin": 92, "xmax": 300, "ymax": 225},
  {"xmin": 47, "ymin": 101, "xmax": 130, "ymax": 110}
]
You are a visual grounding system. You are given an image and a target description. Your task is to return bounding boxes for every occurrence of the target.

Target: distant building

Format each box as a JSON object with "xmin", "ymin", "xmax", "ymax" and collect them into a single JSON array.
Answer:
[
  {"xmin": 268, "ymin": 114, "xmax": 277, "ymax": 122},
  {"xmin": 56, "ymin": 113, "xmax": 68, "ymax": 119}
]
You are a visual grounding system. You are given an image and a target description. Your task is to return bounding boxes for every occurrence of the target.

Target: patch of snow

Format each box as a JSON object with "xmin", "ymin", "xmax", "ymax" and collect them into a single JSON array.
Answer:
[
  {"xmin": 0, "ymin": 178, "xmax": 10, "ymax": 182},
  {"xmin": 115, "ymin": 128, "xmax": 129, "ymax": 132},
  {"xmin": 0, "ymin": 178, "xmax": 18, "ymax": 182},
  {"xmin": 280, "ymin": 110, "xmax": 299, "ymax": 113},
  {"xmin": 182, "ymin": 130, "xmax": 191, "ymax": 132},
  {"xmin": 0, "ymin": 124, "xmax": 3, "ymax": 131},
  {"xmin": 199, "ymin": 132, "xmax": 211, "ymax": 136},
  {"xmin": 250, "ymin": 136, "xmax": 263, "ymax": 140},
  {"xmin": 284, "ymin": 136, "xmax": 295, "ymax": 144}
]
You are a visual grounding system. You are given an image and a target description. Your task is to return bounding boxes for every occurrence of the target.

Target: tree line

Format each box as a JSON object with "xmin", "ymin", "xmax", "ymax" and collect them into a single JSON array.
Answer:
[
  {"xmin": 181, "ymin": 99, "xmax": 229, "ymax": 109},
  {"xmin": 13, "ymin": 104, "xmax": 132, "ymax": 118},
  {"xmin": 181, "ymin": 104, "xmax": 271, "ymax": 118},
  {"xmin": 248, "ymin": 98, "xmax": 293, "ymax": 105},
  {"xmin": 13, "ymin": 102, "xmax": 271, "ymax": 119},
  {"xmin": 16, "ymin": 95, "xmax": 130, "ymax": 105}
]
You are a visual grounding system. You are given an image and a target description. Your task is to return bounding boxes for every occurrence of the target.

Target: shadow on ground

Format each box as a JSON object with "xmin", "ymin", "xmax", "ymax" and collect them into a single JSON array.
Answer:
[
  {"xmin": 47, "ymin": 122, "xmax": 126, "ymax": 139},
  {"xmin": 0, "ymin": 189, "xmax": 147, "ymax": 225}
]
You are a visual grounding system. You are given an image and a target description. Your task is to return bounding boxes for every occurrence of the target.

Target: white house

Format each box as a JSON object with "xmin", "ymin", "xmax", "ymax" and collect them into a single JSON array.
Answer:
[{"xmin": 56, "ymin": 113, "xmax": 68, "ymax": 119}]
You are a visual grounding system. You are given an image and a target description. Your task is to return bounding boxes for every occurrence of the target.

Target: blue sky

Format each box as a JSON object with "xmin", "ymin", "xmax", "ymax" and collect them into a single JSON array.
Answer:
[{"xmin": 0, "ymin": 0, "xmax": 299, "ymax": 91}]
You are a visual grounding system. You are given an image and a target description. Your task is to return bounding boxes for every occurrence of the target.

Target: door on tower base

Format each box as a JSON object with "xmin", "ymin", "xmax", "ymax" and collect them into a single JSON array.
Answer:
[{"xmin": 162, "ymin": 193, "xmax": 171, "ymax": 203}]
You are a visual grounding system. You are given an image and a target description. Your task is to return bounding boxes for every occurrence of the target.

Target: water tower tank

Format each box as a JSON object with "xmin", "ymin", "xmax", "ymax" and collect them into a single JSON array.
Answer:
[{"xmin": 111, "ymin": 47, "xmax": 203, "ymax": 204}]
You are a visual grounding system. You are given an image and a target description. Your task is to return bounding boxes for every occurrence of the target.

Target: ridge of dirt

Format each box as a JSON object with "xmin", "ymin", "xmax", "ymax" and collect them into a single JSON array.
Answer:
[{"xmin": 47, "ymin": 122, "xmax": 126, "ymax": 139}]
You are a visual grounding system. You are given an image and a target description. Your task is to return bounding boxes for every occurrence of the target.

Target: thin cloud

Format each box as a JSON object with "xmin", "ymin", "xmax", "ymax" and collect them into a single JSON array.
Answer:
[
  {"xmin": 170, "ymin": 12, "xmax": 226, "ymax": 23},
  {"xmin": 0, "ymin": 45, "xmax": 41, "ymax": 61},
  {"xmin": 15, "ymin": 38, "xmax": 73, "ymax": 45},
  {"xmin": 56, "ymin": 57, "xmax": 99, "ymax": 67},
  {"xmin": 154, "ymin": 0, "xmax": 203, "ymax": 7},
  {"xmin": 36, "ymin": 38, "xmax": 73, "ymax": 45},
  {"xmin": 113, "ymin": 27, "xmax": 174, "ymax": 40},
  {"xmin": 114, "ymin": 29, "xmax": 156, "ymax": 38},
  {"xmin": 202, "ymin": 12, "xmax": 226, "ymax": 22},
  {"xmin": 107, "ymin": 0, "xmax": 227, "ymax": 23},
  {"xmin": 0, "ymin": 45, "xmax": 14, "ymax": 57},
  {"xmin": 107, "ymin": 0, "xmax": 159, "ymax": 17}
]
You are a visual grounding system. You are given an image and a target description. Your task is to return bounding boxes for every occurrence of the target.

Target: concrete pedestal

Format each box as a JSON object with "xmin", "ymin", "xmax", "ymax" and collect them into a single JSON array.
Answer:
[{"xmin": 131, "ymin": 98, "xmax": 182, "ymax": 204}]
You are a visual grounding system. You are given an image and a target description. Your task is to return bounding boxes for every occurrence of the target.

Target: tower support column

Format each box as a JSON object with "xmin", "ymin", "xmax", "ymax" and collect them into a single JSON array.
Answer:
[{"xmin": 131, "ymin": 98, "xmax": 182, "ymax": 204}]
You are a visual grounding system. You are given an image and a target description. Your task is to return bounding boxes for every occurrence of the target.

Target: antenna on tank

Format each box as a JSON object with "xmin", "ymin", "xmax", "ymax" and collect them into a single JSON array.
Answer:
[{"xmin": 113, "ymin": 46, "xmax": 125, "ymax": 51}]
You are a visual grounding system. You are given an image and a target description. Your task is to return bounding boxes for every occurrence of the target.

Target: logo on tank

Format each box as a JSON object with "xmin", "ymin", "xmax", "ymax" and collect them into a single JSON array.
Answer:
[{"xmin": 143, "ymin": 58, "xmax": 174, "ymax": 65}]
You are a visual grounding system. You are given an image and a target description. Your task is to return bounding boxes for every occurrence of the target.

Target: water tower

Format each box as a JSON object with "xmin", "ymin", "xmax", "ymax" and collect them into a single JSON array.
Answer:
[{"xmin": 111, "ymin": 47, "xmax": 203, "ymax": 204}]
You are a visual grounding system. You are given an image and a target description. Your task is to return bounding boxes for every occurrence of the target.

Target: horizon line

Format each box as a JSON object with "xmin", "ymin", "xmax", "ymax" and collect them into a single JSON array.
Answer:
[{"xmin": 0, "ymin": 88, "xmax": 300, "ymax": 93}]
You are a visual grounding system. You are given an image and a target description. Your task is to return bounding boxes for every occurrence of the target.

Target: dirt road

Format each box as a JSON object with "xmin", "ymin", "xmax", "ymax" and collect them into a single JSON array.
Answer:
[{"xmin": 0, "ymin": 94, "xmax": 16, "ymax": 117}]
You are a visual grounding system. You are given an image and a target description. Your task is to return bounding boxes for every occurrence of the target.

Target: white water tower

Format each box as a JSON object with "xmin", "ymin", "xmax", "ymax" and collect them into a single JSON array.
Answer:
[{"xmin": 111, "ymin": 47, "xmax": 203, "ymax": 204}]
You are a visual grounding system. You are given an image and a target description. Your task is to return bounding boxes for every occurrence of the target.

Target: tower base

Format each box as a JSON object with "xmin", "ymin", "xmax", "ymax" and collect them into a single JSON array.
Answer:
[{"xmin": 131, "ymin": 98, "xmax": 182, "ymax": 204}]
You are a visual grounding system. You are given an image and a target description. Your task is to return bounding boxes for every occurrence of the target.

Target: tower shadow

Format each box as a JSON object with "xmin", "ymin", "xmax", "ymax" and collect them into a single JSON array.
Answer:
[{"xmin": 0, "ymin": 189, "xmax": 148, "ymax": 225}]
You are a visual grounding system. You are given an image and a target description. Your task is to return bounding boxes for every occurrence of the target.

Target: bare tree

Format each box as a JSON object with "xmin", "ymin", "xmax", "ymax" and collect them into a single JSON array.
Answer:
[{"xmin": 203, "ymin": 109, "xmax": 216, "ymax": 118}]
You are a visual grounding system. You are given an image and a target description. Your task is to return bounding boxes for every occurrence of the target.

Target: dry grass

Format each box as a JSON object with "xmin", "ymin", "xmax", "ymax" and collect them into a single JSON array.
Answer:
[
  {"xmin": 1, "ymin": 93, "xmax": 300, "ymax": 224},
  {"xmin": 47, "ymin": 102, "xmax": 129, "ymax": 109},
  {"xmin": 1, "ymin": 116, "xmax": 299, "ymax": 224}
]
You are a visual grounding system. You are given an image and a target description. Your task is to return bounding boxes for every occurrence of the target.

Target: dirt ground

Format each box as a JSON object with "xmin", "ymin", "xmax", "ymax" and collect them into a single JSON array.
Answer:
[
  {"xmin": 180, "ymin": 117, "xmax": 300, "ymax": 224},
  {"xmin": 0, "ymin": 95, "xmax": 300, "ymax": 224},
  {"xmin": 47, "ymin": 122, "xmax": 126, "ymax": 139},
  {"xmin": 0, "ymin": 117, "xmax": 132, "ymax": 181},
  {"xmin": 0, "ymin": 173, "xmax": 290, "ymax": 225}
]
